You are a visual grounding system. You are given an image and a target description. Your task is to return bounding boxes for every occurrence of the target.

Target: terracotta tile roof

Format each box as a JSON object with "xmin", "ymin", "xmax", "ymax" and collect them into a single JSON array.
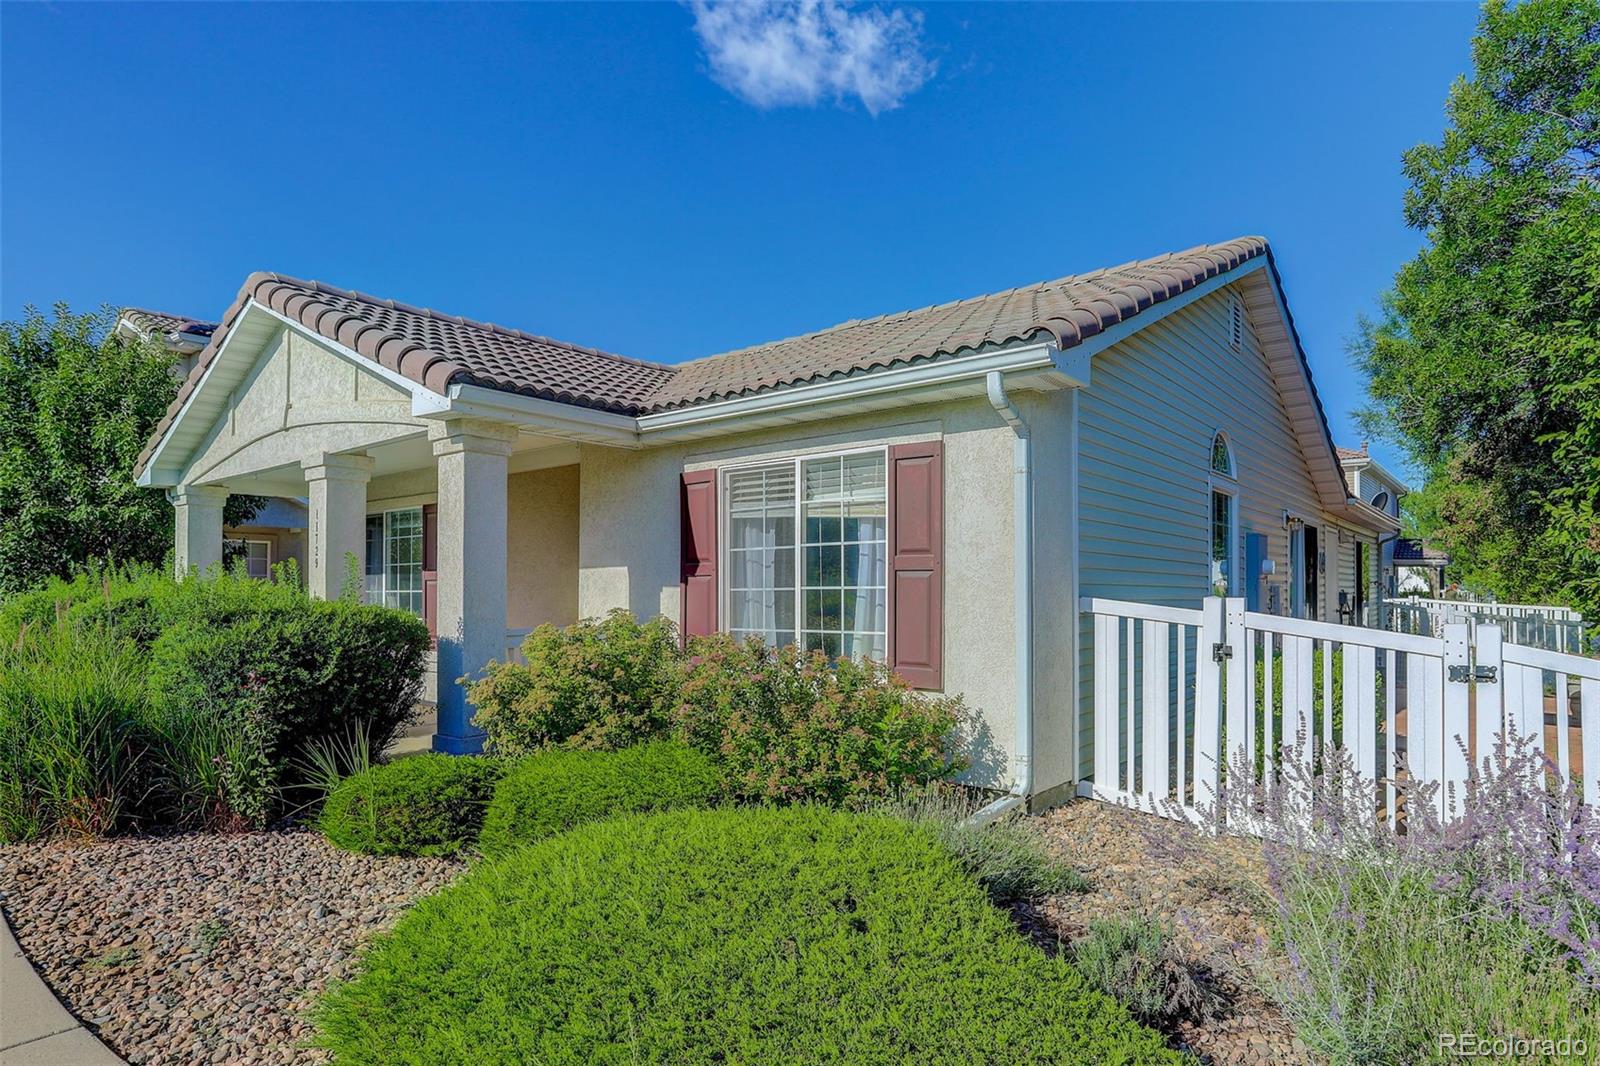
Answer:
[
  {"xmin": 1336, "ymin": 445, "xmax": 1368, "ymax": 461},
  {"xmin": 137, "ymin": 237, "xmax": 1272, "ymax": 473},
  {"xmin": 646, "ymin": 236, "xmax": 1269, "ymax": 412},
  {"xmin": 120, "ymin": 308, "xmax": 217, "ymax": 339}
]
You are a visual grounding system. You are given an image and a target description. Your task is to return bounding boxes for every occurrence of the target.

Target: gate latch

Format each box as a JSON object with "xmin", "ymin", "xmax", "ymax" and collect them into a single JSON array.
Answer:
[
  {"xmin": 1448, "ymin": 665, "xmax": 1498, "ymax": 684},
  {"xmin": 1212, "ymin": 643, "xmax": 1233, "ymax": 662}
]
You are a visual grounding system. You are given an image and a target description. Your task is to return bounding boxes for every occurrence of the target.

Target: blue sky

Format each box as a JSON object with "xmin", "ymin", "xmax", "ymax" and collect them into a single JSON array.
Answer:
[{"xmin": 1, "ymin": 2, "xmax": 1481, "ymax": 479}]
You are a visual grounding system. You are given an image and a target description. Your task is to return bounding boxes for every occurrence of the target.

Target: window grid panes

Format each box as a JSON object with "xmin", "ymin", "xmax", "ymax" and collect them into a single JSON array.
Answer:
[
  {"xmin": 1211, "ymin": 434, "xmax": 1234, "ymax": 477},
  {"xmin": 726, "ymin": 464, "xmax": 797, "ymax": 648},
  {"xmin": 724, "ymin": 450, "xmax": 889, "ymax": 663},
  {"xmin": 364, "ymin": 508, "xmax": 423, "ymax": 616},
  {"xmin": 1210, "ymin": 490, "xmax": 1233, "ymax": 594},
  {"xmin": 244, "ymin": 540, "xmax": 270, "ymax": 580}
]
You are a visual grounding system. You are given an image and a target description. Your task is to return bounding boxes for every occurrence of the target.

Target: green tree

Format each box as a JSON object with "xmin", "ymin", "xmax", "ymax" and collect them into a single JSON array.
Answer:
[
  {"xmin": 1355, "ymin": 0, "xmax": 1600, "ymax": 617},
  {"xmin": 0, "ymin": 305, "xmax": 262, "ymax": 596}
]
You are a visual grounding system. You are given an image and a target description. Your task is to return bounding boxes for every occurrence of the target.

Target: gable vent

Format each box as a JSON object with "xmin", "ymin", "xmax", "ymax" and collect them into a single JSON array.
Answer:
[{"xmin": 1227, "ymin": 291, "xmax": 1245, "ymax": 352}]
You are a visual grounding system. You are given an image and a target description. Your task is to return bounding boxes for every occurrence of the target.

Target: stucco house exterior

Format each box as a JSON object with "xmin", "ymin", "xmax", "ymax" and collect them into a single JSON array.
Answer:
[
  {"xmin": 132, "ymin": 236, "xmax": 1398, "ymax": 807},
  {"xmin": 118, "ymin": 308, "xmax": 309, "ymax": 578}
]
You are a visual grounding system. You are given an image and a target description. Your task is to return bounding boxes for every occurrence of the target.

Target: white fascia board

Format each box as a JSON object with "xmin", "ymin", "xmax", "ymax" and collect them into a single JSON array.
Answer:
[
  {"xmin": 435, "ymin": 384, "xmax": 641, "ymax": 445},
  {"xmin": 1342, "ymin": 497, "xmax": 1402, "ymax": 534},
  {"xmin": 137, "ymin": 303, "xmax": 265, "ymax": 487}
]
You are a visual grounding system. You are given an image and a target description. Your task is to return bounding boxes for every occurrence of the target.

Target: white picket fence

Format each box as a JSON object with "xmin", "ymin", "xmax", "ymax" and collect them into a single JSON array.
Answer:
[
  {"xmin": 1082, "ymin": 596, "xmax": 1600, "ymax": 829},
  {"xmin": 1380, "ymin": 596, "xmax": 1588, "ymax": 654}
]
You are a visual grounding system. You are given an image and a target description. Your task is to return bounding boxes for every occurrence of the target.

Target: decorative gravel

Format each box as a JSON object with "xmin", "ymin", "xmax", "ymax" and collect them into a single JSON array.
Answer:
[
  {"xmin": 0, "ymin": 828, "xmax": 462, "ymax": 1065},
  {"xmin": 1031, "ymin": 800, "xmax": 1317, "ymax": 1066}
]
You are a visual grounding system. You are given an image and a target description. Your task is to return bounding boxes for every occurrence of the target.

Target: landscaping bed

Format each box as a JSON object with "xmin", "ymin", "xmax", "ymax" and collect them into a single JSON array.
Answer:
[
  {"xmin": 0, "ymin": 827, "xmax": 461, "ymax": 1065},
  {"xmin": 1032, "ymin": 800, "xmax": 1315, "ymax": 1066}
]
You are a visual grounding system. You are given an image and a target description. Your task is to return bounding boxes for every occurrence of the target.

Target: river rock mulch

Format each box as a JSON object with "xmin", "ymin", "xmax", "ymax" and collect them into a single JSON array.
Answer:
[
  {"xmin": 1029, "ymin": 799, "xmax": 1317, "ymax": 1066},
  {"xmin": 0, "ymin": 828, "xmax": 462, "ymax": 1065}
]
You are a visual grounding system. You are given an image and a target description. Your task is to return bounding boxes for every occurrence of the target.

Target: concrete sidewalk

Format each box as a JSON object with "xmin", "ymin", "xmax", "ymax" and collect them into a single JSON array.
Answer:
[{"xmin": 1, "ymin": 912, "xmax": 122, "ymax": 1065}]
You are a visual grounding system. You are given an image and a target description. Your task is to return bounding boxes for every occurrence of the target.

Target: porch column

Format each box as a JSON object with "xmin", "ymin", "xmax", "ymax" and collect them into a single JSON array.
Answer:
[
  {"xmin": 430, "ymin": 418, "xmax": 518, "ymax": 754},
  {"xmin": 302, "ymin": 453, "xmax": 375, "ymax": 600},
  {"xmin": 172, "ymin": 484, "xmax": 229, "ymax": 578}
]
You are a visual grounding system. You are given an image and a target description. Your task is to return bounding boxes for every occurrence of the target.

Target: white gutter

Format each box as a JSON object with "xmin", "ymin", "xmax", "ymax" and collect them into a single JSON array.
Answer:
[{"xmin": 969, "ymin": 370, "xmax": 1034, "ymax": 825}]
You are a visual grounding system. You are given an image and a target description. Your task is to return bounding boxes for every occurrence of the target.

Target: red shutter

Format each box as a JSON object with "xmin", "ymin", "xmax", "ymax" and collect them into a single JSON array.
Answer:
[
  {"xmin": 421, "ymin": 503, "xmax": 438, "ymax": 644},
  {"xmin": 889, "ymin": 441, "xmax": 943, "ymax": 689},
  {"xmin": 680, "ymin": 470, "xmax": 718, "ymax": 643}
]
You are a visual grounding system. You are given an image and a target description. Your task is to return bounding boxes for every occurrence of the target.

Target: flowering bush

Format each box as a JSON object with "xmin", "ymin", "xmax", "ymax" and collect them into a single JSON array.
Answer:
[
  {"xmin": 673, "ymin": 634, "xmax": 968, "ymax": 806},
  {"xmin": 1173, "ymin": 733, "xmax": 1600, "ymax": 1062},
  {"xmin": 467, "ymin": 611, "xmax": 681, "ymax": 756}
]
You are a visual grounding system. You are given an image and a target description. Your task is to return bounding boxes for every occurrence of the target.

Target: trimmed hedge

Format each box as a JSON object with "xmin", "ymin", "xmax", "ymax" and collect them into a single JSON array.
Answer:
[
  {"xmin": 314, "ymin": 807, "xmax": 1183, "ymax": 1064},
  {"xmin": 477, "ymin": 742, "xmax": 719, "ymax": 854},
  {"xmin": 320, "ymin": 755, "xmax": 506, "ymax": 857}
]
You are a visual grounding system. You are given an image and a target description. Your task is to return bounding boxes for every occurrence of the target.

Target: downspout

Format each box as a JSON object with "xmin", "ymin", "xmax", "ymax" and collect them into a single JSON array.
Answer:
[{"xmin": 969, "ymin": 370, "xmax": 1033, "ymax": 825}]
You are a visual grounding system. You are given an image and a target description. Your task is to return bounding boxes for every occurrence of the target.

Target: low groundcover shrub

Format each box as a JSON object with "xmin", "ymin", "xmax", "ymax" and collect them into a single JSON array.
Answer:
[
  {"xmin": 315, "ymin": 806, "xmax": 1182, "ymax": 1065},
  {"xmin": 477, "ymin": 741, "xmax": 719, "ymax": 854},
  {"xmin": 320, "ymin": 754, "xmax": 506, "ymax": 857}
]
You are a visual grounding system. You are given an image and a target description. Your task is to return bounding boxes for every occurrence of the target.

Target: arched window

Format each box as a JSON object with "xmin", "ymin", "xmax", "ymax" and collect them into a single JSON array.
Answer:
[{"xmin": 1210, "ymin": 432, "xmax": 1235, "ymax": 479}]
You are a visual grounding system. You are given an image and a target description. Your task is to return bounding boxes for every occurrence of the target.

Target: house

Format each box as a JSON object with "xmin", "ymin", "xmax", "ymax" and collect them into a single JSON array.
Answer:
[
  {"xmin": 118, "ymin": 309, "xmax": 310, "ymax": 578},
  {"xmin": 131, "ymin": 237, "xmax": 1398, "ymax": 807}
]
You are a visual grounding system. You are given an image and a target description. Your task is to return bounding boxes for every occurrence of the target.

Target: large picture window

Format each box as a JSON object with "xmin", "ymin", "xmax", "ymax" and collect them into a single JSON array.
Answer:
[
  {"xmin": 365, "ymin": 507, "xmax": 423, "ymax": 615},
  {"xmin": 725, "ymin": 449, "xmax": 888, "ymax": 661}
]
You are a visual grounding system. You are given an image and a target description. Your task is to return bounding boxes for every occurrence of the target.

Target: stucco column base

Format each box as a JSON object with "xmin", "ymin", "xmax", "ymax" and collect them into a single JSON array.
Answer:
[
  {"xmin": 172, "ymin": 484, "xmax": 230, "ymax": 579},
  {"xmin": 302, "ymin": 453, "xmax": 375, "ymax": 600},
  {"xmin": 429, "ymin": 419, "xmax": 517, "ymax": 755}
]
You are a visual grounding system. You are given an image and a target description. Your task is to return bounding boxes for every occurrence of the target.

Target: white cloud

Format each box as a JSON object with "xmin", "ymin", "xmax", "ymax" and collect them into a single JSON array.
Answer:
[{"xmin": 688, "ymin": 1, "xmax": 935, "ymax": 116}]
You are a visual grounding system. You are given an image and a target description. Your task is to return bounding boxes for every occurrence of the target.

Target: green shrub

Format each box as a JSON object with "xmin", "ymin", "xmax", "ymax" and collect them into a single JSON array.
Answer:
[
  {"xmin": 478, "ymin": 741, "xmax": 719, "ymax": 854},
  {"xmin": 314, "ymin": 807, "xmax": 1182, "ymax": 1065},
  {"xmin": 320, "ymin": 755, "xmax": 506, "ymax": 857},
  {"xmin": 674, "ymin": 634, "xmax": 967, "ymax": 806},
  {"xmin": 145, "ymin": 589, "xmax": 428, "ymax": 826},
  {"xmin": 872, "ymin": 787, "xmax": 1089, "ymax": 903},
  {"xmin": 1071, "ymin": 915, "xmax": 1223, "ymax": 1028},
  {"xmin": 468, "ymin": 610, "xmax": 682, "ymax": 756},
  {"xmin": 0, "ymin": 622, "xmax": 151, "ymax": 841},
  {"xmin": 0, "ymin": 565, "xmax": 429, "ymax": 835}
]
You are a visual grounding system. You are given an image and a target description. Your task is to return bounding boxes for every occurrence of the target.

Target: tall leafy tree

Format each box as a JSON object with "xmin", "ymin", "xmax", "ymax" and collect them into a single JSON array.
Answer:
[
  {"xmin": 1355, "ymin": 0, "xmax": 1600, "ymax": 616},
  {"xmin": 0, "ymin": 305, "xmax": 261, "ymax": 596}
]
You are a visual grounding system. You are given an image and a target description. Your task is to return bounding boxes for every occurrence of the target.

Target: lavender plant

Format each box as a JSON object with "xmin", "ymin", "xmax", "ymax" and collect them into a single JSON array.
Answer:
[{"xmin": 1158, "ymin": 729, "xmax": 1599, "ymax": 1064}]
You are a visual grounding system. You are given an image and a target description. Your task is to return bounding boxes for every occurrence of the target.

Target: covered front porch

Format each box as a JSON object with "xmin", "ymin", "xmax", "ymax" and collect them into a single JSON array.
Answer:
[{"xmin": 172, "ymin": 418, "xmax": 584, "ymax": 752}]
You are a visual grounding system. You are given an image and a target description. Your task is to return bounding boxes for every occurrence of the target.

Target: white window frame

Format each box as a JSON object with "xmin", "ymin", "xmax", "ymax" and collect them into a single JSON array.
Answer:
[
  {"xmin": 226, "ymin": 537, "xmax": 272, "ymax": 580},
  {"xmin": 1207, "ymin": 431, "xmax": 1240, "ymax": 596},
  {"xmin": 718, "ymin": 444, "xmax": 890, "ymax": 661},
  {"xmin": 364, "ymin": 505, "xmax": 424, "ymax": 615}
]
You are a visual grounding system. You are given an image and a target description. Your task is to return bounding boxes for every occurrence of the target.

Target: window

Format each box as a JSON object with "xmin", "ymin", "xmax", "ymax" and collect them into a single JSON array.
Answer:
[
  {"xmin": 226, "ymin": 538, "xmax": 271, "ymax": 580},
  {"xmin": 364, "ymin": 507, "xmax": 423, "ymax": 615},
  {"xmin": 1210, "ymin": 432, "xmax": 1235, "ymax": 478},
  {"xmin": 724, "ymin": 449, "xmax": 888, "ymax": 661},
  {"xmin": 1210, "ymin": 490, "xmax": 1235, "ymax": 594}
]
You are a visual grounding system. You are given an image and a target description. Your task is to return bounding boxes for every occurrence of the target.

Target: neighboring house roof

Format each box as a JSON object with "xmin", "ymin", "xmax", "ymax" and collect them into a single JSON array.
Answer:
[
  {"xmin": 1394, "ymin": 538, "xmax": 1450, "ymax": 566},
  {"xmin": 1335, "ymin": 441, "xmax": 1413, "ymax": 498},
  {"xmin": 117, "ymin": 308, "xmax": 218, "ymax": 353}
]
